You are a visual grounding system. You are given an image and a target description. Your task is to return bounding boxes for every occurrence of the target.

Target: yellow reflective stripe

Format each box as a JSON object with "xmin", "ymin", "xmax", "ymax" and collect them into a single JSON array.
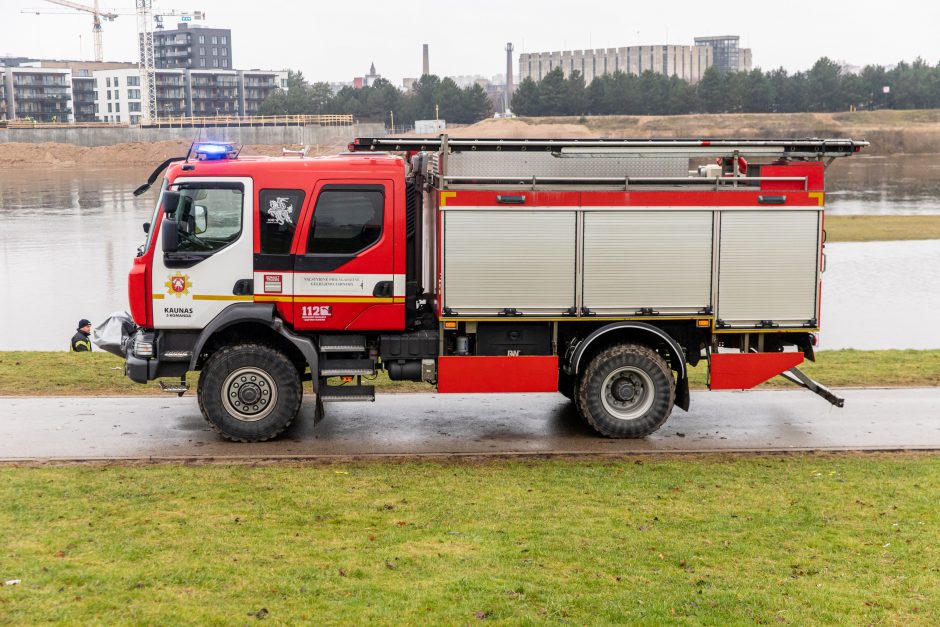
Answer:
[
  {"xmin": 808, "ymin": 192, "xmax": 825, "ymax": 206},
  {"xmin": 152, "ymin": 294, "xmax": 165, "ymax": 300},
  {"xmin": 256, "ymin": 296, "xmax": 405, "ymax": 304},
  {"xmin": 191, "ymin": 295, "xmax": 253, "ymax": 301}
]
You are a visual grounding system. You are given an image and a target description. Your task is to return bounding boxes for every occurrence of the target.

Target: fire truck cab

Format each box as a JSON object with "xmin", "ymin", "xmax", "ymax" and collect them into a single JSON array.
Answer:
[{"xmin": 122, "ymin": 136, "xmax": 866, "ymax": 442}]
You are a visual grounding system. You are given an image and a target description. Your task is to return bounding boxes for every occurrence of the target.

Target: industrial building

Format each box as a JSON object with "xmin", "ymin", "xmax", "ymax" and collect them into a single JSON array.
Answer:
[
  {"xmin": 153, "ymin": 23, "xmax": 233, "ymax": 70},
  {"xmin": 93, "ymin": 68, "xmax": 287, "ymax": 124},
  {"xmin": 518, "ymin": 36, "xmax": 751, "ymax": 85},
  {"xmin": 693, "ymin": 35, "xmax": 752, "ymax": 74}
]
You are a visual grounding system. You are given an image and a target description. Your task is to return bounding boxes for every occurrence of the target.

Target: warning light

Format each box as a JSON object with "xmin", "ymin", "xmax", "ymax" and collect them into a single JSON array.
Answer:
[
  {"xmin": 444, "ymin": 321, "xmax": 458, "ymax": 329},
  {"xmin": 193, "ymin": 142, "xmax": 237, "ymax": 161},
  {"xmin": 696, "ymin": 319, "xmax": 711, "ymax": 328}
]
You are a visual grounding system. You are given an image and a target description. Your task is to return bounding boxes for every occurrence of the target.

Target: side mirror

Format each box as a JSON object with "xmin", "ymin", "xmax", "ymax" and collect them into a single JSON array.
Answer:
[
  {"xmin": 162, "ymin": 218, "xmax": 180, "ymax": 252},
  {"xmin": 142, "ymin": 222, "xmax": 150, "ymax": 234},
  {"xmin": 162, "ymin": 190, "xmax": 182, "ymax": 217},
  {"xmin": 194, "ymin": 205, "xmax": 208, "ymax": 235}
]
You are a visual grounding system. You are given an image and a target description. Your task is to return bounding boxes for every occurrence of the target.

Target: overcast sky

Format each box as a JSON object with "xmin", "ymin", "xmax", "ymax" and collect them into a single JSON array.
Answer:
[{"xmin": 3, "ymin": 0, "xmax": 939, "ymax": 83}]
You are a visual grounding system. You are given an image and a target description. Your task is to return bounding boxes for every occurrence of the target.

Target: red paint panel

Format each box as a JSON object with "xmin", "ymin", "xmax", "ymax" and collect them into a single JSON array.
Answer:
[
  {"xmin": 443, "ymin": 190, "xmax": 582, "ymax": 207},
  {"xmin": 709, "ymin": 352, "xmax": 805, "ymax": 390},
  {"xmin": 760, "ymin": 163, "xmax": 825, "ymax": 192},
  {"xmin": 438, "ymin": 356, "xmax": 559, "ymax": 393}
]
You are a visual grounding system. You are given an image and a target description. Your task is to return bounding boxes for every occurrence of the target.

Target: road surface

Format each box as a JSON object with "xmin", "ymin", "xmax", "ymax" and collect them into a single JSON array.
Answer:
[{"xmin": 1, "ymin": 388, "xmax": 938, "ymax": 462}]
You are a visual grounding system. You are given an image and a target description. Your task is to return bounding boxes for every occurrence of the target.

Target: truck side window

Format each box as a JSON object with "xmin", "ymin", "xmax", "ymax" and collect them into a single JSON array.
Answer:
[
  {"xmin": 259, "ymin": 189, "xmax": 304, "ymax": 254},
  {"xmin": 307, "ymin": 187, "xmax": 384, "ymax": 255},
  {"xmin": 174, "ymin": 183, "xmax": 243, "ymax": 253}
]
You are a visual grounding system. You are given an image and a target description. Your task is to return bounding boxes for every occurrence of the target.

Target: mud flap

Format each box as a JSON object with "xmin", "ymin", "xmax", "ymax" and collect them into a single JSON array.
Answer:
[
  {"xmin": 675, "ymin": 376, "xmax": 690, "ymax": 412},
  {"xmin": 779, "ymin": 367, "xmax": 845, "ymax": 408}
]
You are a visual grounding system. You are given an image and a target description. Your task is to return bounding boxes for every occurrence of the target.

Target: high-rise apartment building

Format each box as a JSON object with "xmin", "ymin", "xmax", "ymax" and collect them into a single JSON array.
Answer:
[{"xmin": 153, "ymin": 24, "xmax": 233, "ymax": 70}]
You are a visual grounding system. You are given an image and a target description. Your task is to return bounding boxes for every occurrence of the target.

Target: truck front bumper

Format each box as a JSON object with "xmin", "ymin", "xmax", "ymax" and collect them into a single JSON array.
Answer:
[{"xmin": 125, "ymin": 352, "xmax": 158, "ymax": 384}]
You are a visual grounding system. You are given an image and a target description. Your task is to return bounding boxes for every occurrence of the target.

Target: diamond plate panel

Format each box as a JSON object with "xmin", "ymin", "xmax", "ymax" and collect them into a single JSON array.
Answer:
[{"xmin": 444, "ymin": 151, "xmax": 688, "ymax": 179}]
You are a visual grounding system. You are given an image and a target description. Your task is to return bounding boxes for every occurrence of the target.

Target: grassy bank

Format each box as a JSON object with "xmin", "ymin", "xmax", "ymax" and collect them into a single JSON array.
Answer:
[
  {"xmin": 825, "ymin": 215, "xmax": 940, "ymax": 242},
  {"xmin": 0, "ymin": 456, "xmax": 937, "ymax": 623},
  {"xmin": 1, "ymin": 349, "xmax": 938, "ymax": 397}
]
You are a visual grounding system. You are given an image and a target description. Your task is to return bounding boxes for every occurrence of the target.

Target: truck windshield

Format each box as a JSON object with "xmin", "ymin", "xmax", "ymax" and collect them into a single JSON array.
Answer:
[{"xmin": 139, "ymin": 178, "xmax": 168, "ymax": 257}]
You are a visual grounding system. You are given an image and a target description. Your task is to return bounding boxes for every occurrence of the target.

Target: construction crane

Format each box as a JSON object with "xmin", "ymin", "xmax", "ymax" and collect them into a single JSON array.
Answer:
[
  {"xmin": 28, "ymin": 1, "xmax": 119, "ymax": 62},
  {"xmin": 136, "ymin": 3, "xmax": 205, "ymax": 122}
]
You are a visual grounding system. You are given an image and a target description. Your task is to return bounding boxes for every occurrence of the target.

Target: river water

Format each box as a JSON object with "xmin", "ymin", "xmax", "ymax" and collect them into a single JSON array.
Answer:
[{"xmin": 0, "ymin": 156, "xmax": 938, "ymax": 351}]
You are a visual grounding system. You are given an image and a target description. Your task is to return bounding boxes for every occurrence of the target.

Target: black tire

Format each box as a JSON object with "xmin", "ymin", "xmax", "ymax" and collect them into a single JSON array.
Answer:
[
  {"xmin": 558, "ymin": 370, "xmax": 576, "ymax": 401},
  {"xmin": 576, "ymin": 343, "xmax": 675, "ymax": 438},
  {"xmin": 197, "ymin": 343, "xmax": 302, "ymax": 442}
]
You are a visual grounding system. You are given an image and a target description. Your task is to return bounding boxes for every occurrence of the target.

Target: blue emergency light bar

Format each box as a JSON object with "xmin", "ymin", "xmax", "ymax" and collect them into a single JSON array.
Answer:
[{"xmin": 191, "ymin": 142, "xmax": 239, "ymax": 161}]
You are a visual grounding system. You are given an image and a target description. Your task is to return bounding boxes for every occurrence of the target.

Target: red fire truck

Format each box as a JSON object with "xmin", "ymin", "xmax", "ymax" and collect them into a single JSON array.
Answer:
[{"xmin": 120, "ymin": 136, "xmax": 866, "ymax": 442}]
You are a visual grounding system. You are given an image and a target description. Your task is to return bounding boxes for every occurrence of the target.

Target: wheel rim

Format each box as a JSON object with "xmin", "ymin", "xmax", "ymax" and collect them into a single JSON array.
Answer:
[
  {"xmin": 600, "ymin": 366, "xmax": 655, "ymax": 421},
  {"xmin": 221, "ymin": 367, "xmax": 278, "ymax": 422}
]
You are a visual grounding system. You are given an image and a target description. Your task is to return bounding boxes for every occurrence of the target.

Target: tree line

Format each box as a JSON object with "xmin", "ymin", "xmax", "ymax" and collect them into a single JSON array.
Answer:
[
  {"xmin": 259, "ymin": 71, "xmax": 492, "ymax": 124},
  {"xmin": 511, "ymin": 57, "xmax": 940, "ymax": 116}
]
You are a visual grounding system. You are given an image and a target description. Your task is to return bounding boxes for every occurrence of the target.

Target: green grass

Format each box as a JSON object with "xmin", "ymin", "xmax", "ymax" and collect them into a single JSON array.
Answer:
[
  {"xmin": 0, "ymin": 349, "xmax": 937, "ymax": 397},
  {"xmin": 825, "ymin": 215, "xmax": 940, "ymax": 242},
  {"xmin": 0, "ymin": 456, "xmax": 937, "ymax": 624}
]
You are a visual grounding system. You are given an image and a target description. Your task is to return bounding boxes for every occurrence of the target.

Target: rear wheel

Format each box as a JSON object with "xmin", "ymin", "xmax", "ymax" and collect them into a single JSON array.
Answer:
[
  {"xmin": 197, "ymin": 343, "xmax": 302, "ymax": 442},
  {"xmin": 576, "ymin": 343, "xmax": 675, "ymax": 438}
]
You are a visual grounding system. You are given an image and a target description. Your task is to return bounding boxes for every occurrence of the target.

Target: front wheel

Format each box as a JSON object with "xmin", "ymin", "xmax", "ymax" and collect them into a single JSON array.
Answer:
[
  {"xmin": 197, "ymin": 343, "xmax": 302, "ymax": 442},
  {"xmin": 576, "ymin": 343, "xmax": 675, "ymax": 438}
]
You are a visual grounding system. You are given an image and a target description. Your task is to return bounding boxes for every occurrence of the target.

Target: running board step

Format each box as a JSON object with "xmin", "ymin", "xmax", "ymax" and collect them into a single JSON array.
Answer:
[
  {"xmin": 319, "ymin": 385, "xmax": 375, "ymax": 403},
  {"xmin": 319, "ymin": 358, "xmax": 375, "ymax": 377},
  {"xmin": 319, "ymin": 335, "xmax": 367, "ymax": 352},
  {"xmin": 780, "ymin": 367, "xmax": 845, "ymax": 407},
  {"xmin": 159, "ymin": 380, "xmax": 188, "ymax": 396}
]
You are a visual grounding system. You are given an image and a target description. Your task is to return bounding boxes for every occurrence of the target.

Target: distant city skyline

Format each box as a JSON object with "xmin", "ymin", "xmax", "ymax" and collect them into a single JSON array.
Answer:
[{"xmin": 3, "ymin": 0, "xmax": 939, "ymax": 85}]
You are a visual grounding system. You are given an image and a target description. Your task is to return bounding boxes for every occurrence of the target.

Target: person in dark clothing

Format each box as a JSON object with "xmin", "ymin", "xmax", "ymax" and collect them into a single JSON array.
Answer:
[{"xmin": 71, "ymin": 319, "xmax": 93, "ymax": 352}]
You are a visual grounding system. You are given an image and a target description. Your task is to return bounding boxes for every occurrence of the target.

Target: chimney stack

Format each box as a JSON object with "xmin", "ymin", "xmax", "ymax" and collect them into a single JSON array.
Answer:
[
  {"xmin": 505, "ymin": 42, "xmax": 515, "ymax": 111},
  {"xmin": 422, "ymin": 44, "xmax": 430, "ymax": 76}
]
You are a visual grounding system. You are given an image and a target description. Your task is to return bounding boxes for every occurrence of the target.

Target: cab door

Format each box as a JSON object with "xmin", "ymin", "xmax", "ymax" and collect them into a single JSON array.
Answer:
[
  {"xmin": 152, "ymin": 177, "xmax": 254, "ymax": 329},
  {"xmin": 291, "ymin": 180, "xmax": 403, "ymax": 331}
]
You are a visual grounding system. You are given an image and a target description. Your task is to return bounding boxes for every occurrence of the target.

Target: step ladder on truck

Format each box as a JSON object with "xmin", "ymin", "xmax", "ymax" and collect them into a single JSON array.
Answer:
[{"xmin": 109, "ymin": 135, "xmax": 866, "ymax": 441}]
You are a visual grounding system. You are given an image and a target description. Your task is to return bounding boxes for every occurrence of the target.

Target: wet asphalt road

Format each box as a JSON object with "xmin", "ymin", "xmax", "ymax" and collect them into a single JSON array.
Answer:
[{"xmin": 0, "ymin": 389, "xmax": 938, "ymax": 462}]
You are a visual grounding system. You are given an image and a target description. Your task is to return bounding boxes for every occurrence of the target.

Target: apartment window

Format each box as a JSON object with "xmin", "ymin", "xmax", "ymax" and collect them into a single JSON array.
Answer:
[
  {"xmin": 199, "ymin": 35, "xmax": 205, "ymax": 44},
  {"xmin": 94, "ymin": 103, "xmax": 99, "ymax": 113},
  {"xmin": 213, "ymin": 59, "xmax": 219, "ymax": 68},
  {"xmin": 222, "ymin": 60, "xmax": 229, "ymax": 68},
  {"xmin": 107, "ymin": 103, "xmax": 112, "ymax": 113},
  {"xmin": 106, "ymin": 77, "xmax": 111, "ymax": 87},
  {"xmin": 115, "ymin": 103, "xmax": 120, "ymax": 113},
  {"xmin": 221, "ymin": 36, "xmax": 227, "ymax": 44},
  {"xmin": 107, "ymin": 90, "xmax": 111, "ymax": 100},
  {"xmin": 222, "ymin": 48, "xmax": 227, "ymax": 56},
  {"xmin": 114, "ymin": 77, "xmax": 120, "ymax": 87},
  {"xmin": 129, "ymin": 102, "xmax": 141, "ymax": 112},
  {"xmin": 92, "ymin": 90, "xmax": 98, "ymax": 99},
  {"xmin": 211, "ymin": 36, "xmax": 218, "ymax": 44},
  {"xmin": 212, "ymin": 47, "xmax": 218, "ymax": 56},
  {"xmin": 114, "ymin": 89, "xmax": 120, "ymax": 99},
  {"xmin": 200, "ymin": 59, "xmax": 206, "ymax": 67},
  {"xmin": 199, "ymin": 47, "xmax": 205, "ymax": 55},
  {"xmin": 131, "ymin": 115, "xmax": 140, "ymax": 125},
  {"xmin": 128, "ymin": 75, "xmax": 139, "ymax": 86},
  {"xmin": 128, "ymin": 89, "xmax": 140, "ymax": 99}
]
